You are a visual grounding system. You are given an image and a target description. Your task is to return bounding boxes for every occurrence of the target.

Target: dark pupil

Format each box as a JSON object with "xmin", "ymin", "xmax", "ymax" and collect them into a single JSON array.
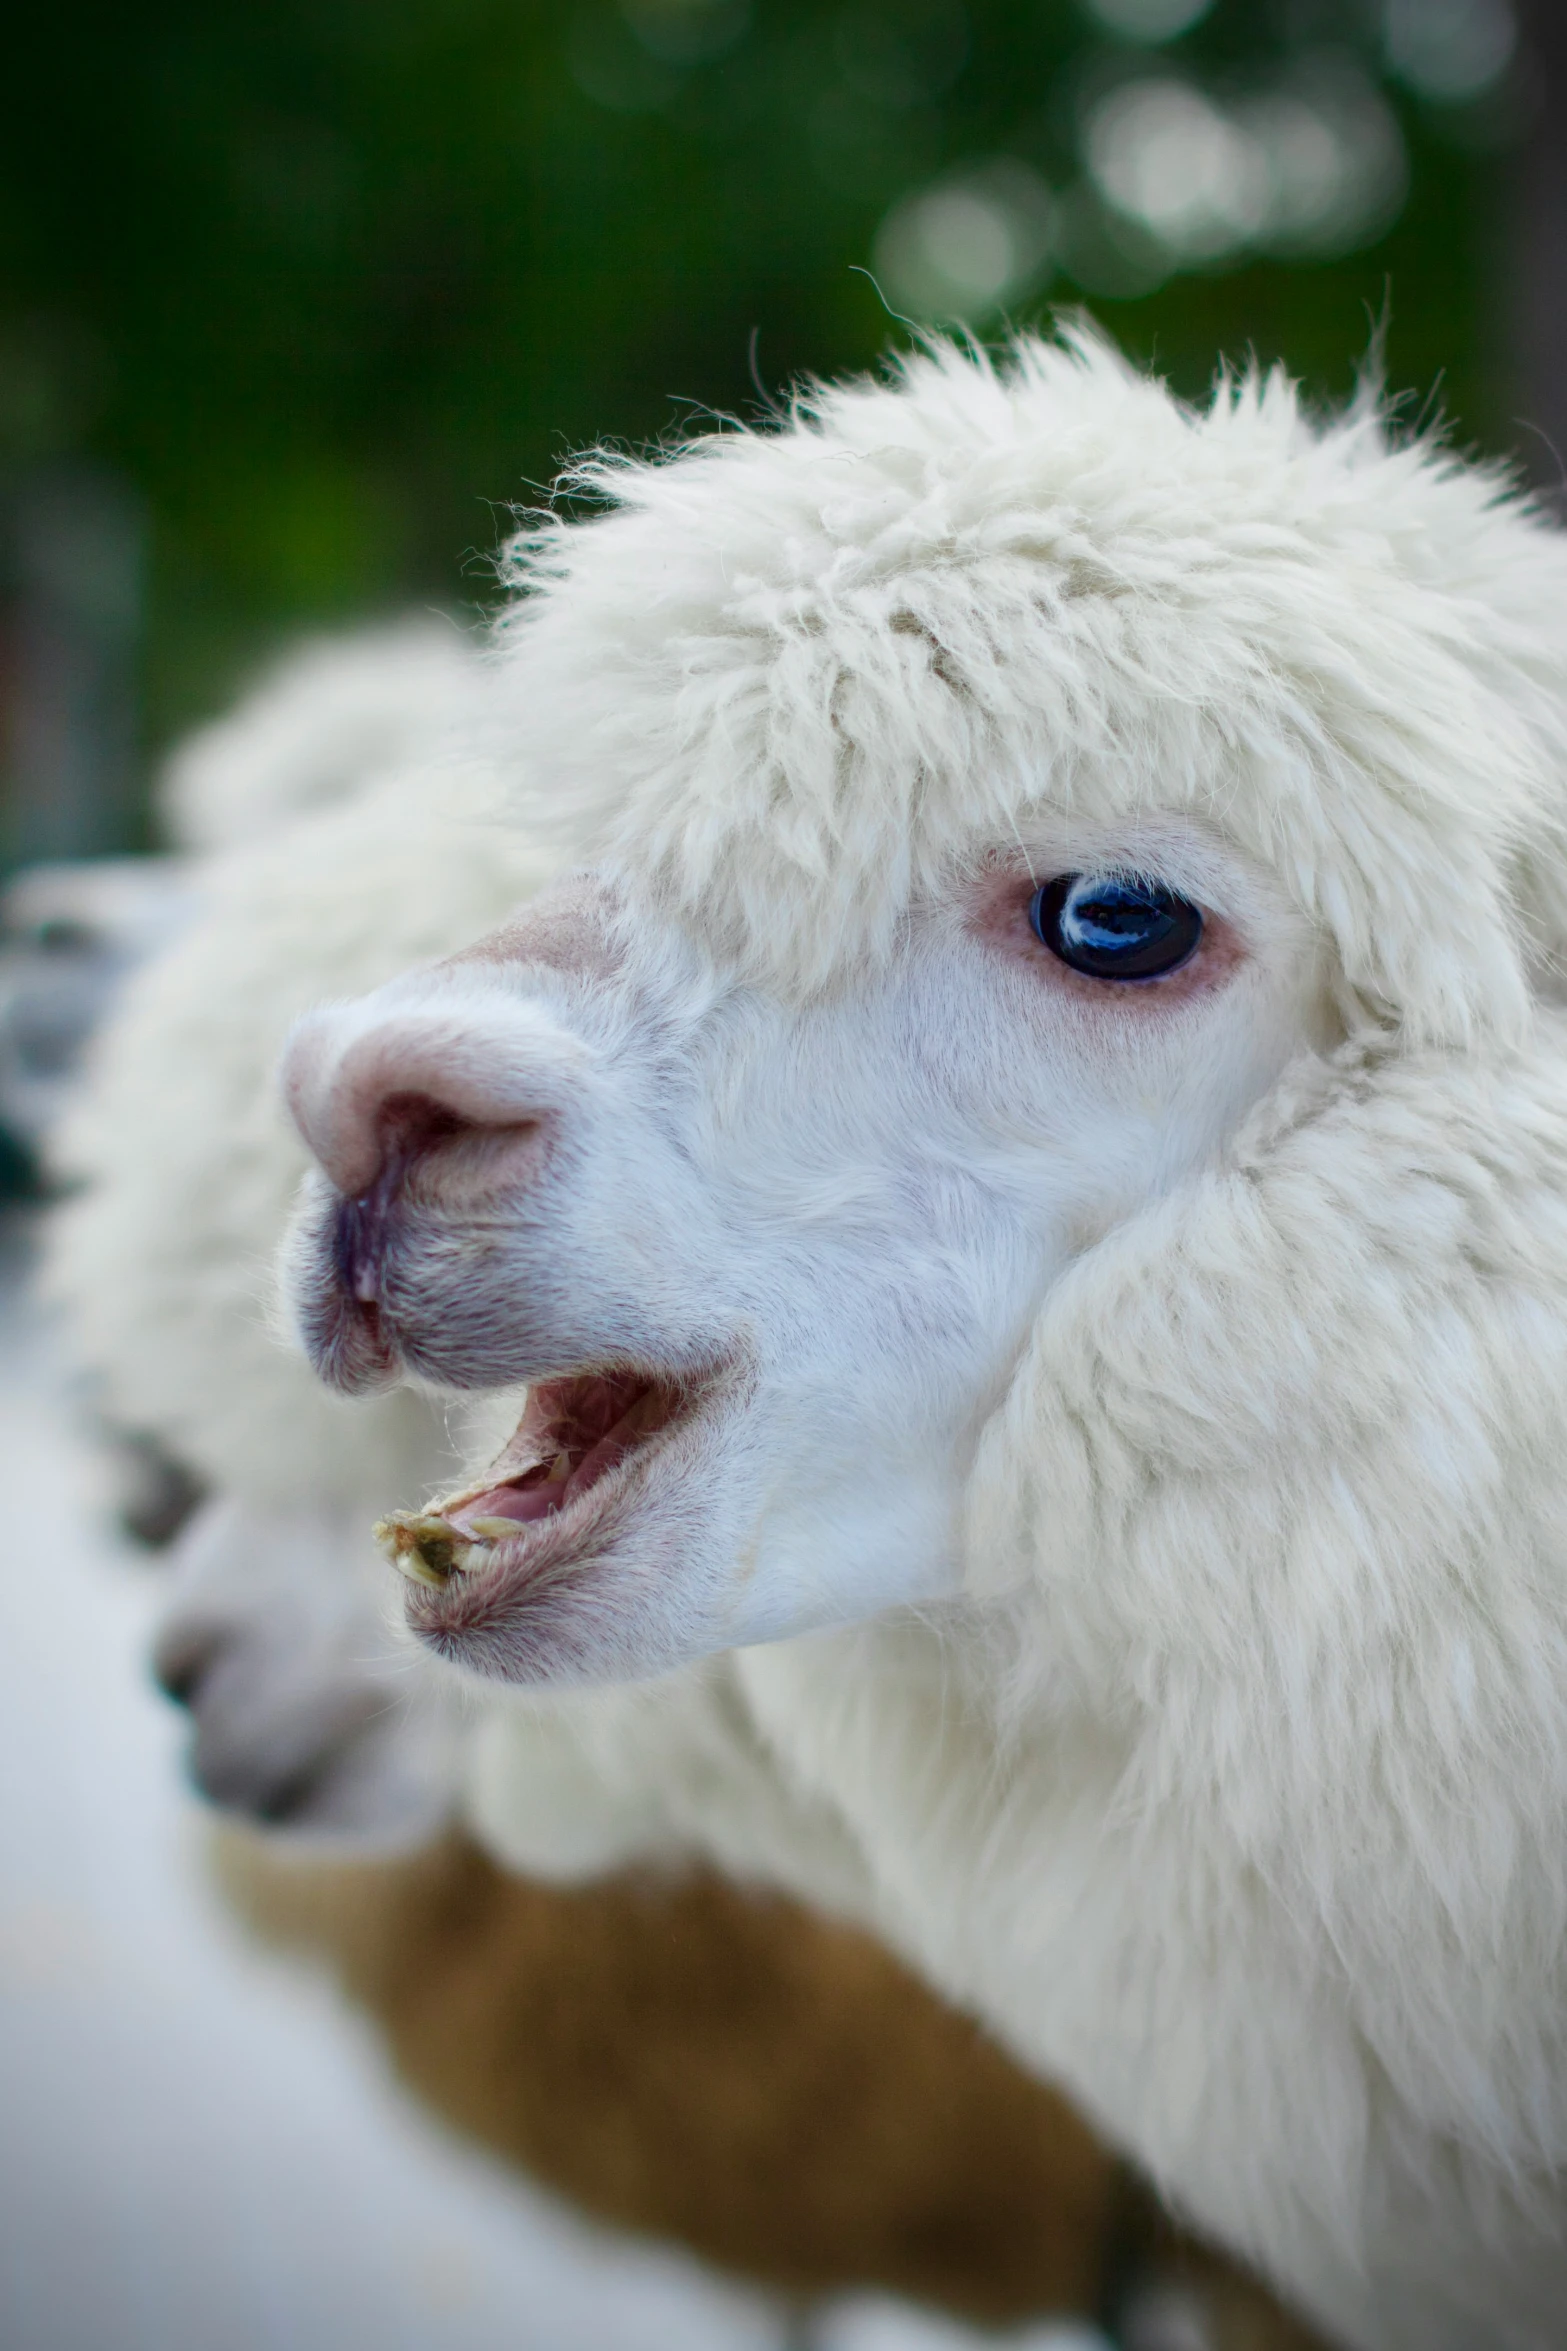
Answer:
[{"xmin": 1031, "ymin": 873, "xmax": 1203, "ymax": 981}]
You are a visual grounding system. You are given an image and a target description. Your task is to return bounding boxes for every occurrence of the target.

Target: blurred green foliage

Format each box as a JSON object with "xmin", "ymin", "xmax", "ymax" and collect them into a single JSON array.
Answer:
[{"xmin": 0, "ymin": 0, "xmax": 1519, "ymax": 782}]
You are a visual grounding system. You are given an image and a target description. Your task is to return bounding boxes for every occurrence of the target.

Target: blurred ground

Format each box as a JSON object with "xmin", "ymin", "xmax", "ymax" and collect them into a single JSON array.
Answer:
[{"xmin": 0, "ymin": 1209, "xmax": 792, "ymax": 2351}]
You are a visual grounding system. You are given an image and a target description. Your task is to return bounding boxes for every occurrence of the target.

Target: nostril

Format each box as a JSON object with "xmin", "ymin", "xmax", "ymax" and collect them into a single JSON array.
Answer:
[
  {"xmin": 326, "ymin": 1095, "xmax": 476, "ymax": 1310},
  {"xmin": 156, "ymin": 1659, "xmax": 199, "ymax": 1708},
  {"xmin": 152, "ymin": 1625, "xmax": 226, "ymax": 1710},
  {"xmin": 331, "ymin": 1190, "xmax": 393, "ymax": 1309},
  {"xmin": 284, "ymin": 993, "xmax": 586, "ymax": 1199},
  {"xmin": 376, "ymin": 1089, "xmax": 473, "ymax": 1164}
]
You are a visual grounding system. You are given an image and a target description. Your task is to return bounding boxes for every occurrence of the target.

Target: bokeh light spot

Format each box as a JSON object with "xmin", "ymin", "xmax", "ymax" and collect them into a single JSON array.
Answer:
[
  {"xmin": 1079, "ymin": 0, "xmax": 1217, "ymax": 46},
  {"xmin": 1382, "ymin": 0, "xmax": 1516, "ymax": 104},
  {"xmin": 873, "ymin": 161, "xmax": 1054, "ymax": 321},
  {"xmin": 1086, "ymin": 78, "xmax": 1268, "ymax": 259},
  {"xmin": 834, "ymin": 2, "xmax": 970, "ymax": 110},
  {"xmin": 1083, "ymin": 61, "xmax": 1407, "ymax": 267},
  {"xmin": 622, "ymin": 0, "xmax": 751, "ymax": 68}
]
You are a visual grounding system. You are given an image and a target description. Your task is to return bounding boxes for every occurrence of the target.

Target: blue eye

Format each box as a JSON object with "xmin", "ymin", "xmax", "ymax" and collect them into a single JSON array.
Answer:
[{"xmin": 1031, "ymin": 873, "xmax": 1204, "ymax": 981}]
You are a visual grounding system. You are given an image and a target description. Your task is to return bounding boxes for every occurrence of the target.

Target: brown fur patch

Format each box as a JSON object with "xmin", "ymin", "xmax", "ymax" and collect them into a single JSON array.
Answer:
[{"xmin": 215, "ymin": 1833, "xmax": 1330, "ymax": 2347}]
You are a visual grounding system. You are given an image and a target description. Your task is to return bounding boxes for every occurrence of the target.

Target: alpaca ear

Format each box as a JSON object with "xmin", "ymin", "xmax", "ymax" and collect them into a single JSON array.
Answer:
[{"xmin": 962, "ymin": 1029, "xmax": 1567, "ymax": 1698}]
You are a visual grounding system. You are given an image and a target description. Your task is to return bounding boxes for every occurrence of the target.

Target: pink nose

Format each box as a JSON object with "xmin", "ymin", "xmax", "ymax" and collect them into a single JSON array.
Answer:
[{"xmin": 282, "ymin": 986, "xmax": 588, "ymax": 1199}]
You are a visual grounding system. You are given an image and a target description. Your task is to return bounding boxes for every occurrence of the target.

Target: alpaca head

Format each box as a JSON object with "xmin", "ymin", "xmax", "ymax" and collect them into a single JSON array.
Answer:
[{"xmin": 280, "ymin": 332, "xmax": 1567, "ymax": 1694}]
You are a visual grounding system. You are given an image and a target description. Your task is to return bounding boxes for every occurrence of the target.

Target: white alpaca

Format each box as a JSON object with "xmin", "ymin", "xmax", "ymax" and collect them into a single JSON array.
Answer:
[
  {"xmin": 54, "ymin": 332, "xmax": 1567, "ymax": 2348},
  {"xmin": 51, "ymin": 626, "xmax": 555, "ymax": 1838},
  {"xmin": 161, "ymin": 616, "xmax": 478, "ymax": 853}
]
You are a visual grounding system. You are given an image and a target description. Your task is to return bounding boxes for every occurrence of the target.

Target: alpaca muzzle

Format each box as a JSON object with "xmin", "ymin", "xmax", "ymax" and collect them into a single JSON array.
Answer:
[{"xmin": 279, "ymin": 980, "xmax": 594, "ymax": 1393}]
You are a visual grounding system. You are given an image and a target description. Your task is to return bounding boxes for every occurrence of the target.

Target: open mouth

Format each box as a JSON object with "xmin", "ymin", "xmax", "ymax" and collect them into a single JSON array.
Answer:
[{"xmin": 374, "ymin": 1366, "xmax": 693, "ymax": 1589}]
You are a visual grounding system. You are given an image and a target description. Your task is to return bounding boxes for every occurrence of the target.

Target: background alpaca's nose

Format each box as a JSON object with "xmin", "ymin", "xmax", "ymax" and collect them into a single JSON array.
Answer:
[{"xmin": 282, "ymin": 987, "xmax": 589, "ymax": 1201}]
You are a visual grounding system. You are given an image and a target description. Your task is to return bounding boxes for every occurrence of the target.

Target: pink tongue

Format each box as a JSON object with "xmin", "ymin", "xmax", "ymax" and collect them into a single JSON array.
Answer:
[
  {"xmin": 445, "ymin": 1382, "xmax": 664, "ymax": 1540},
  {"xmin": 452, "ymin": 1481, "xmax": 565, "ymax": 1529}
]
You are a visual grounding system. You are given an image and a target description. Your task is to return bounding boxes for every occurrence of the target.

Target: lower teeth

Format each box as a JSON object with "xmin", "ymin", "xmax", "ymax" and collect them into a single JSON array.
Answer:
[{"xmin": 373, "ymin": 1512, "xmax": 476, "ymax": 1587}]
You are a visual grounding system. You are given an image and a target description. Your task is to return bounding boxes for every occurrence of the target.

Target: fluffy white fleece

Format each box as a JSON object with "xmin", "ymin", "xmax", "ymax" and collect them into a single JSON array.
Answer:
[
  {"xmin": 51, "ymin": 334, "xmax": 1567, "ymax": 2350},
  {"xmin": 486, "ymin": 332, "xmax": 1567, "ymax": 1040},
  {"xmin": 162, "ymin": 618, "xmax": 477, "ymax": 854}
]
